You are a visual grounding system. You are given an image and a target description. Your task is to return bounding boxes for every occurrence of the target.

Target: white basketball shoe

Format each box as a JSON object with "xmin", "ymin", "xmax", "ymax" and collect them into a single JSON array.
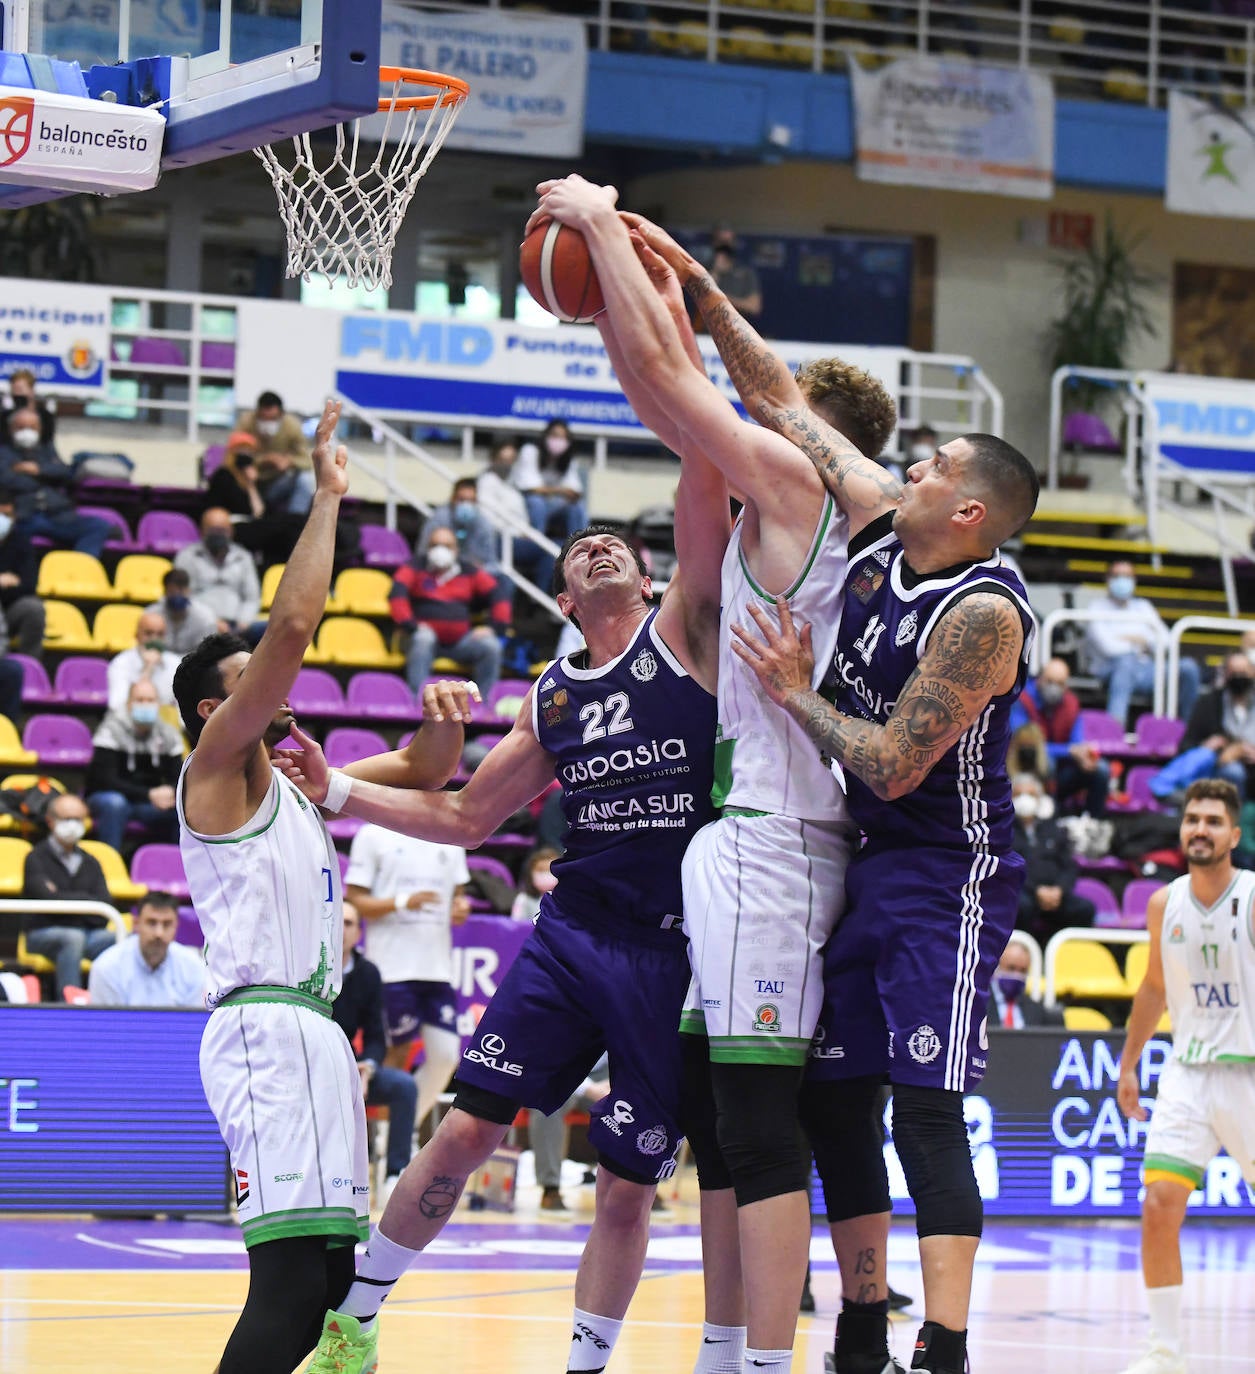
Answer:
[{"xmin": 1116, "ymin": 1340, "xmax": 1186, "ymax": 1374}]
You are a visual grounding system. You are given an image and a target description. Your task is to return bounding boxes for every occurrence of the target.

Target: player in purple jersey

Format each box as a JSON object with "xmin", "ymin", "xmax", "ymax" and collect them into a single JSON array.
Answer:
[{"xmin": 277, "ymin": 268, "xmax": 739, "ymax": 1372}]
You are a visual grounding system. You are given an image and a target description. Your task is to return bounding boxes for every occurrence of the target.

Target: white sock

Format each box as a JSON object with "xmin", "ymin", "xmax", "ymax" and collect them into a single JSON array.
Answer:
[
  {"xmin": 744, "ymin": 1347, "xmax": 792, "ymax": 1373},
  {"xmin": 339, "ymin": 1227, "xmax": 421, "ymax": 1329},
  {"xmin": 694, "ymin": 1321, "xmax": 747, "ymax": 1373},
  {"xmin": 1146, "ymin": 1284, "xmax": 1183, "ymax": 1353},
  {"xmin": 568, "ymin": 1308, "xmax": 623, "ymax": 1372}
]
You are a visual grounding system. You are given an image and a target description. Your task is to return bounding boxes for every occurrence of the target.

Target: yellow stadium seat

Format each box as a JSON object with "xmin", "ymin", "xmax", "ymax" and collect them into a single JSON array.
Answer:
[
  {"xmin": 825, "ymin": 0, "xmax": 873, "ymax": 18},
  {"xmin": 1125, "ymin": 942, "xmax": 1149, "ymax": 992},
  {"xmin": 1157, "ymin": 1009, "xmax": 1172, "ymax": 1033},
  {"xmin": 0, "ymin": 716, "xmax": 37, "ymax": 768},
  {"xmin": 0, "ymin": 835, "xmax": 31, "ymax": 895},
  {"xmin": 15, "ymin": 930, "xmax": 55, "ymax": 978},
  {"xmin": 42, "ymin": 599, "xmax": 98, "ymax": 653},
  {"xmin": 1103, "ymin": 68, "xmax": 1148, "ymax": 103},
  {"xmin": 36, "ymin": 551, "xmax": 114, "ymax": 601},
  {"xmin": 1053, "ymin": 939, "xmax": 1128, "ymax": 1002},
  {"xmin": 112, "ymin": 554, "xmax": 173, "ymax": 604},
  {"xmin": 261, "ymin": 563, "xmax": 285, "ymax": 613},
  {"xmin": 1049, "ymin": 15, "xmax": 1085, "ymax": 44},
  {"xmin": 92, "ymin": 603, "xmax": 143, "ymax": 654},
  {"xmin": 1063, "ymin": 1006, "xmax": 1112, "ymax": 1031},
  {"xmin": 328, "ymin": 569, "xmax": 392, "ymax": 618},
  {"xmin": 307, "ymin": 617, "xmax": 404, "ymax": 670},
  {"xmin": 79, "ymin": 839, "xmax": 147, "ymax": 903},
  {"xmin": 720, "ymin": 26, "xmax": 778, "ymax": 62}
]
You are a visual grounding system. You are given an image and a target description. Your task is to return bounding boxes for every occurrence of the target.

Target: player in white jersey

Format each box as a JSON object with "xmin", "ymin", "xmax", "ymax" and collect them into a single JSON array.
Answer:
[
  {"xmin": 529, "ymin": 177, "xmax": 900, "ymax": 1374},
  {"xmin": 1116, "ymin": 779, "xmax": 1255, "ymax": 1374},
  {"xmin": 172, "ymin": 399, "xmax": 476, "ymax": 1374}
]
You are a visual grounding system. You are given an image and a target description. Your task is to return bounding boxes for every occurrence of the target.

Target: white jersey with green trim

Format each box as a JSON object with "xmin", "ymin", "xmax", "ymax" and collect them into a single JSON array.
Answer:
[
  {"xmin": 1161, "ymin": 867, "xmax": 1255, "ymax": 1065},
  {"xmin": 714, "ymin": 492, "xmax": 852, "ymax": 823},
  {"xmin": 177, "ymin": 756, "xmax": 344, "ymax": 1010}
]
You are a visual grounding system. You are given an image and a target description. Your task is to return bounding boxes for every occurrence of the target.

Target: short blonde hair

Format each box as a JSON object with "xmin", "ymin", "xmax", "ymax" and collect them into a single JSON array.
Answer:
[{"xmin": 794, "ymin": 358, "xmax": 898, "ymax": 460}]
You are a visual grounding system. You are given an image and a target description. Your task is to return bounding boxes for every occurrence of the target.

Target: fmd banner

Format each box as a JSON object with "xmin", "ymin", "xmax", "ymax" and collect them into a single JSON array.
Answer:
[
  {"xmin": 1141, "ymin": 372, "xmax": 1255, "ymax": 480},
  {"xmin": 377, "ymin": 3, "xmax": 587, "ymax": 158},
  {"xmin": 850, "ymin": 57, "xmax": 1054, "ymax": 199},
  {"xmin": 0, "ymin": 277, "xmax": 109, "ymax": 393},
  {"xmin": 1166, "ymin": 92, "xmax": 1255, "ymax": 220}
]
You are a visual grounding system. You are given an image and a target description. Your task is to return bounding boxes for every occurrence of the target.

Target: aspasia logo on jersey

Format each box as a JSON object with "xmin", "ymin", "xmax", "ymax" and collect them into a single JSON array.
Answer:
[
  {"xmin": 464, "ymin": 1032, "xmax": 523, "ymax": 1077},
  {"xmin": 560, "ymin": 737, "xmax": 689, "ymax": 786},
  {"xmin": 832, "ymin": 647, "xmax": 897, "ymax": 719}
]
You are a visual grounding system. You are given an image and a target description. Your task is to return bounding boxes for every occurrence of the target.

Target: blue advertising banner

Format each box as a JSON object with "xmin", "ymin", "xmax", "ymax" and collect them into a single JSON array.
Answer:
[{"xmin": 0, "ymin": 280, "xmax": 109, "ymax": 393}]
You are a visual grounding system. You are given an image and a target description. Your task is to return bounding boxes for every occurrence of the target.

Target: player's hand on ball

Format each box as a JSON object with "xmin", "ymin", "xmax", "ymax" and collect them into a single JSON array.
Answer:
[
  {"xmin": 526, "ymin": 174, "xmax": 618, "ymax": 235},
  {"xmin": 620, "ymin": 213, "xmax": 702, "ymax": 285},
  {"xmin": 729, "ymin": 596, "xmax": 816, "ymax": 709},
  {"xmin": 422, "ymin": 678, "xmax": 481, "ymax": 724},
  {"xmin": 629, "ymin": 233, "xmax": 688, "ymax": 321},
  {"xmin": 273, "ymin": 722, "xmax": 332, "ymax": 805},
  {"xmin": 311, "ymin": 398, "xmax": 349, "ymax": 498}
]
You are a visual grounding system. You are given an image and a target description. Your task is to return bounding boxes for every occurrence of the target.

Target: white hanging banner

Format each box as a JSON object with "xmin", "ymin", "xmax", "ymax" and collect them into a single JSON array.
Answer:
[
  {"xmin": 1166, "ymin": 91, "xmax": 1255, "ymax": 220},
  {"xmin": 850, "ymin": 57, "xmax": 1054, "ymax": 200},
  {"xmin": 0, "ymin": 86, "xmax": 165, "ymax": 193}
]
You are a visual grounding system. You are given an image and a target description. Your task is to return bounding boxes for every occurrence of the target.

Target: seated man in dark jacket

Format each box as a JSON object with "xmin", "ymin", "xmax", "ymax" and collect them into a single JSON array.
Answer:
[
  {"xmin": 332, "ymin": 900, "xmax": 419, "ymax": 1205},
  {"xmin": 84, "ymin": 679, "xmax": 184, "ymax": 852},
  {"xmin": 0, "ymin": 485, "xmax": 46, "ymax": 658},
  {"xmin": 1012, "ymin": 773, "xmax": 1095, "ymax": 947},
  {"xmin": 0, "ymin": 408, "xmax": 112, "ymax": 557},
  {"xmin": 23, "ymin": 792, "xmax": 116, "ymax": 997},
  {"xmin": 1177, "ymin": 651, "xmax": 1255, "ymax": 801}
]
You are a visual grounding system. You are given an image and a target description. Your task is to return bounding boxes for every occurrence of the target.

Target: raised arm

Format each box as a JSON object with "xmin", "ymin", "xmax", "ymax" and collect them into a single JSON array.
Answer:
[
  {"xmin": 626, "ymin": 214, "xmax": 901, "ymax": 536},
  {"xmin": 341, "ymin": 680, "xmax": 480, "ymax": 792},
  {"xmin": 1117, "ymin": 889, "xmax": 1168, "ymax": 1124},
  {"xmin": 732, "ymin": 592, "xmax": 1024, "ymax": 801}
]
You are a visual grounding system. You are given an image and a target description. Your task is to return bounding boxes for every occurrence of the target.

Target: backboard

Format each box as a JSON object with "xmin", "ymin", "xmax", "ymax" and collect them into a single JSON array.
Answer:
[{"xmin": 2, "ymin": 0, "xmax": 380, "ymax": 174}]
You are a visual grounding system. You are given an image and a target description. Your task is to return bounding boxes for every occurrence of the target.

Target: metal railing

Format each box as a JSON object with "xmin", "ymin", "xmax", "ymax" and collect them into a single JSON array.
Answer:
[
  {"xmin": 0, "ymin": 898, "xmax": 127, "ymax": 942},
  {"xmin": 1043, "ymin": 926, "xmax": 1147, "ymax": 1010},
  {"xmin": 1166, "ymin": 616, "xmax": 1255, "ymax": 718},
  {"xmin": 1033, "ymin": 607, "xmax": 1168, "ymax": 718}
]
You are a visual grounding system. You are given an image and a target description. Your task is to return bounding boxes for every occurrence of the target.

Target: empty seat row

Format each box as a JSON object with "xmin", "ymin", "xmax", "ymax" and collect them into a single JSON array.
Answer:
[
  {"xmin": 38, "ymin": 551, "xmax": 173, "ymax": 604},
  {"xmin": 289, "ymin": 669, "xmax": 532, "ymax": 724}
]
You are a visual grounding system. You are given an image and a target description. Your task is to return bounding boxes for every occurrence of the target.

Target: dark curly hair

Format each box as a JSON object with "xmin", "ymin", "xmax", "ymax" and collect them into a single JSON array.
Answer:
[{"xmin": 173, "ymin": 632, "xmax": 251, "ymax": 744}]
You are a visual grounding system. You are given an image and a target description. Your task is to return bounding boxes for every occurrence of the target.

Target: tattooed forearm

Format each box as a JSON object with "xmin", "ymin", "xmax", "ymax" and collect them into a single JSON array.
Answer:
[
  {"xmin": 786, "ymin": 689, "xmax": 922, "ymax": 800},
  {"xmin": 774, "ymin": 406, "xmax": 903, "ymax": 509},
  {"xmin": 928, "ymin": 594, "xmax": 1022, "ymax": 692},
  {"xmin": 688, "ymin": 272, "xmax": 793, "ymax": 407}
]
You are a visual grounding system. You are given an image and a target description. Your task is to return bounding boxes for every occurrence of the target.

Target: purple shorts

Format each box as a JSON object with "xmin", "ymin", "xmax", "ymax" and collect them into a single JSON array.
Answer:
[
  {"xmin": 454, "ymin": 913, "xmax": 690, "ymax": 1183},
  {"xmin": 383, "ymin": 980, "xmax": 458, "ymax": 1047},
  {"xmin": 807, "ymin": 845, "xmax": 1025, "ymax": 1091}
]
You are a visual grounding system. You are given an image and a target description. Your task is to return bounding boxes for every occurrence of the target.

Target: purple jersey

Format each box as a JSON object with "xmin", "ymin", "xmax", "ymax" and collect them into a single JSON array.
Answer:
[
  {"xmin": 533, "ymin": 609, "xmax": 717, "ymax": 941},
  {"xmin": 828, "ymin": 513, "xmax": 1035, "ymax": 853}
]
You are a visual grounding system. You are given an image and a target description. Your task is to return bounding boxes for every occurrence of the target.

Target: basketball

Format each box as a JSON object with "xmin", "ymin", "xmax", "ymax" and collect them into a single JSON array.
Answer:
[{"xmin": 519, "ymin": 220, "xmax": 605, "ymax": 324}]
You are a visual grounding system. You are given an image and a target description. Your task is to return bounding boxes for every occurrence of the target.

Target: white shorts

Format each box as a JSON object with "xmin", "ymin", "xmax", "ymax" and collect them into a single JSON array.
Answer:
[
  {"xmin": 201, "ymin": 991, "xmax": 369, "ymax": 1248},
  {"xmin": 680, "ymin": 812, "xmax": 850, "ymax": 1065},
  {"xmin": 1143, "ymin": 1057, "xmax": 1255, "ymax": 1188}
]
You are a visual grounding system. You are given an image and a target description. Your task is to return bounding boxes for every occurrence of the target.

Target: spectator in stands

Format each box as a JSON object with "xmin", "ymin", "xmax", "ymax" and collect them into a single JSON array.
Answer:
[
  {"xmin": 1010, "ymin": 655, "xmax": 1110, "ymax": 815},
  {"xmin": 174, "ymin": 507, "xmax": 262, "ymax": 634},
  {"xmin": 87, "ymin": 892, "xmax": 206, "ymax": 1008},
  {"xmin": 85, "ymin": 678, "xmax": 183, "ymax": 853},
  {"xmin": 389, "ymin": 525, "xmax": 510, "ymax": 695},
  {"xmin": 909, "ymin": 423, "xmax": 939, "ymax": 465},
  {"xmin": 477, "ymin": 439, "xmax": 556, "ymax": 592},
  {"xmin": 1085, "ymin": 559, "xmax": 1201, "ymax": 726},
  {"xmin": 989, "ymin": 933, "xmax": 1063, "ymax": 1029},
  {"xmin": 106, "ymin": 609, "xmax": 181, "ymax": 713},
  {"xmin": 237, "ymin": 389, "xmax": 314, "ymax": 514},
  {"xmin": 204, "ymin": 430, "xmax": 266, "ymax": 519},
  {"xmin": 0, "ymin": 407, "xmax": 112, "ymax": 557},
  {"xmin": 332, "ymin": 900, "xmax": 419, "ymax": 1204},
  {"xmin": 416, "ymin": 476, "xmax": 497, "ymax": 569},
  {"xmin": 1157, "ymin": 651, "xmax": 1255, "ymax": 803},
  {"xmin": 708, "ymin": 225, "xmax": 762, "ymax": 323},
  {"xmin": 0, "ymin": 652, "xmax": 22, "ymax": 724},
  {"xmin": 512, "ymin": 420, "xmax": 587, "ymax": 541},
  {"xmin": 145, "ymin": 568, "xmax": 218, "ymax": 657},
  {"xmin": 511, "ymin": 844, "xmax": 561, "ymax": 922},
  {"xmin": 3, "ymin": 368, "xmax": 55, "ymax": 445},
  {"xmin": 1011, "ymin": 773, "xmax": 1096, "ymax": 946},
  {"xmin": 22, "ymin": 792, "xmax": 116, "ymax": 998},
  {"xmin": 529, "ymin": 1053, "xmax": 610, "ymax": 1212},
  {"xmin": 0, "ymin": 485, "xmax": 46, "ymax": 658}
]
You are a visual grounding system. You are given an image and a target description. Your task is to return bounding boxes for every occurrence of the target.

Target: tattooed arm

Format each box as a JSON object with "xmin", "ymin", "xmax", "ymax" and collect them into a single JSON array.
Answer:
[
  {"xmin": 625, "ymin": 213, "xmax": 901, "ymax": 537},
  {"xmin": 730, "ymin": 593, "xmax": 1024, "ymax": 801}
]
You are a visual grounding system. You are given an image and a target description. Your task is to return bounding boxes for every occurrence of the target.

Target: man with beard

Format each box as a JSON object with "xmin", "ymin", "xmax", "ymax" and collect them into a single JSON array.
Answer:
[{"xmin": 1115, "ymin": 779, "xmax": 1255, "ymax": 1374}]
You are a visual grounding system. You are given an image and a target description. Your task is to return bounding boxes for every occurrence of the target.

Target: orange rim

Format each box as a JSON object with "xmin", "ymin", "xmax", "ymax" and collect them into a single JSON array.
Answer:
[{"xmin": 378, "ymin": 65, "xmax": 470, "ymax": 113}]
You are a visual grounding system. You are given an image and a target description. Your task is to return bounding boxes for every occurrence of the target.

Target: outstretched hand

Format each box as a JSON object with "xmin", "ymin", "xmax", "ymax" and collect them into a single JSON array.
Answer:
[
  {"xmin": 273, "ymin": 722, "xmax": 332, "ymax": 806},
  {"xmin": 729, "ymin": 596, "xmax": 816, "ymax": 709},
  {"xmin": 311, "ymin": 398, "xmax": 349, "ymax": 498},
  {"xmin": 619, "ymin": 213, "xmax": 703, "ymax": 286},
  {"xmin": 524, "ymin": 174, "xmax": 619, "ymax": 237},
  {"xmin": 421, "ymin": 678, "xmax": 482, "ymax": 724},
  {"xmin": 628, "ymin": 232, "xmax": 688, "ymax": 323}
]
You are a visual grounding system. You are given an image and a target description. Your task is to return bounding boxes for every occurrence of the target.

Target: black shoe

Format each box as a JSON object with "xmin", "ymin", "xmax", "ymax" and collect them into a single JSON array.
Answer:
[
  {"xmin": 887, "ymin": 1287, "xmax": 913, "ymax": 1312},
  {"xmin": 800, "ymin": 1264, "xmax": 815, "ymax": 1313}
]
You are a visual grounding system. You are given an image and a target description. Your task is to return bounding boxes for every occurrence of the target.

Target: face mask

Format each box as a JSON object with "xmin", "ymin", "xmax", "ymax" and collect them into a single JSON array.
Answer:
[
  {"xmin": 995, "ymin": 973, "xmax": 1026, "ymax": 1003},
  {"xmin": 143, "ymin": 638, "xmax": 165, "ymax": 654},
  {"xmin": 131, "ymin": 703, "xmax": 159, "ymax": 726},
  {"xmin": 544, "ymin": 435, "xmax": 570, "ymax": 458},
  {"xmin": 166, "ymin": 594, "xmax": 190, "ymax": 613},
  {"xmin": 533, "ymin": 867, "xmax": 558, "ymax": 894},
  {"xmin": 1108, "ymin": 575, "xmax": 1135, "ymax": 602},
  {"xmin": 426, "ymin": 545, "xmax": 456, "ymax": 572},
  {"xmin": 256, "ymin": 418, "xmax": 281, "ymax": 438},
  {"xmin": 453, "ymin": 501, "xmax": 477, "ymax": 523},
  {"xmin": 53, "ymin": 818, "xmax": 86, "ymax": 845},
  {"xmin": 11, "ymin": 428, "xmax": 38, "ymax": 449},
  {"xmin": 0, "ymin": 512, "xmax": 11, "ymax": 542},
  {"xmin": 1012, "ymin": 793, "xmax": 1040, "ymax": 820},
  {"xmin": 1227, "ymin": 676, "xmax": 1253, "ymax": 699},
  {"xmin": 1038, "ymin": 682, "xmax": 1065, "ymax": 708},
  {"xmin": 204, "ymin": 531, "xmax": 230, "ymax": 555},
  {"xmin": 911, "ymin": 442, "xmax": 934, "ymax": 462}
]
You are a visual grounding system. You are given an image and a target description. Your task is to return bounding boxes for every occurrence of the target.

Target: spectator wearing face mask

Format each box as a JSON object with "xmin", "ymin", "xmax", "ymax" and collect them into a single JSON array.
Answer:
[
  {"xmin": 86, "ymin": 678, "xmax": 184, "ymax": 854},
  {"xmin": 1085, "ymin": 560, "xmax": 1202, "ymax": 726},
  {"xmin": 106, "ymin": 610, "xmax": 181, "ymax": 714},
  {"xmin": 1150, "ymin": 652, "xmax": 1255, "ymax": 804},
  {"xmin": 415, "ymin": 477, "xmax": 498, "ymax": 570},
  {"xmin": 173, "ymin": 507, "xmax": 262, "ymax": 633},
  {"xmin": 145, "ymin": 568, "xmax": 218, "ymax": 657},
  {"xmin": 3, "ymin": 367, "xmax": 56, "ymax": 445},
  {"xmin": 1010, "ymin": 656, "xmax": 1110, "ymax": 815},
  {"xmin": 204, "ymin": 430, "xmax": 266, "ymax": 519},
  {"xmin": 0, "ymin": 407, "xmax": 112, "ymax": 557},
  {"xmin": 989, "ymin": 934, "xmax": 1063, "ymax": 1029},
  {"xmin": 0, "ymin": 484, "xmax": 46, "ymax": 659},
  {"xmin": 512, "ymin": 420, "xmax": 588, "ymax": 541},
  {"xmin": 1011, "ymin": 773, "xmax": 1096, "ymax": 947},
  {"xmin": 389, "ymin": 525, "xmax": 510, "ymax": 695},
  {"xmin": 237, "ymin": 390, "xmax": 314, "ymax": 515},
  {"xmin": 511, "ymin": 844, "xmax": 562, "ymax": 922},
  {"xmin": 908, "ymin": 423, "xmax": 939, "ymax": 466}
]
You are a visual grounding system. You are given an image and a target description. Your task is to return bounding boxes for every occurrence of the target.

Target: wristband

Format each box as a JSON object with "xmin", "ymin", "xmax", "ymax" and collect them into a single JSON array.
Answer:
[
  {"xmin": 394, "ymin": 891, "xmax": 412, "ymax": 913},
  {"xmin": 323, "ymin": 768, "xmax": 353, "ymax": 815}
]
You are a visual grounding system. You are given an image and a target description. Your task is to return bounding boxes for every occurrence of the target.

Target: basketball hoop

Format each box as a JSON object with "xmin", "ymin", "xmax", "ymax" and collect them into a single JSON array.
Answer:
[{"xmin": 255, "ymin": 66, "xmax": 468, "ymax": 291}]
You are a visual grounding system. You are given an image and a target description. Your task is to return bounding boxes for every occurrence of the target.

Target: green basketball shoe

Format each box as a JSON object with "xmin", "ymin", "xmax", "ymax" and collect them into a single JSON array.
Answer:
[{"xmin": 305, "ymin": 1310, "xmax": 378, "ymax": 1374}]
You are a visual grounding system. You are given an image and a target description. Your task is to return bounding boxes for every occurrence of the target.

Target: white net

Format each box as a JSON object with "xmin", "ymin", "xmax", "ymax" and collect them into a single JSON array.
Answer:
[{"xmin": 255, "ymin": 70, "xmax": 468, "ymax": 291}]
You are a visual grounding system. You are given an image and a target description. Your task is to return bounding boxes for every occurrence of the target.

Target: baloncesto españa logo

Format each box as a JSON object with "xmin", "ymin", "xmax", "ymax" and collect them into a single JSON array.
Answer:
[{"xmin": 0, "ymin": 96, "xmax": 34, "ymax": 168}]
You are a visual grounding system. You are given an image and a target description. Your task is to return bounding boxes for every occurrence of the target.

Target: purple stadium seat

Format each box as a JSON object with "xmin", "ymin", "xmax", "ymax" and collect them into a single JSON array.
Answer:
[
  {"xmin": 201, "ymin": 444, "xmax": 227, "ymax": 481},
  {"xmin": 324, "ymin": 726, "xmax": 389, "ymax": 770},
  {"xmin": 468, "ymin": 854, "xmax": 516, "ymax": 889},
  {"xmin": 325, "ymin": 815, "xmax": 365, "ymax": 843},
  {"xmin": 359, "ymin": 523, "xmax": 411, "ymax": 569},
  {"xmin": 1074, "ymin": 876, "xmax": 1121, "ymax": 928},
  {"xmin": 347, "ymin": 672, "xmax": 416, "ymax": 721},
  {"xmin": 130, "ymin": 843, "xmax": 190, "ymax": 900},
  {"xmin": 199, "ymin": 342, "xmax": 236, "ymax": 371},
  {"xmin": 1133, "ymin": 714, "xmax": 1186, "ymax": 757},
  {"xmin": 288, "ymin": 668, "xmax": 346, "ymax": 716},
  {"xmin": 1063, "ymin": 412, "xmax": 1121, "ymax": 452},
  {"xmin": 1079, "ymin": 709, "xmax": 1126, "ymax": 749},
  {"xmin": 53, "ymin": 656, "xmax": 109, "ymax": 707},
  {"xmin": 22, "ymin": 714, "xmax": 94, "ymax": 767},
  {"xmin": 77, "ymin": 505, "xmax": 138, "ymax": 552},
  {"xmin": 176, "ymin": 906, "xmax": 203, "ymax": 948},
  {"xmin": 136, "ymin": 510, "xmax": 201, "ymax": 556},
  {"xmin": 337, "ymin": 850, "xmax": 350, "ymax": 883},
  {"xmin": 1109, "ymin": 765, "xmax": 1164, "ymax": 814},
  {"xmin": 482, "ymin": 679, "xmax": 534, "ymax": 724},
  {"xmin": 1120, "ymin": 878, "xmax": 1162, "ymax": 930},
  {"xmin": 11, "ymin": 654, "xmax": 59, "ymax": 706},
  {"xmin": 128, "ymin": 337, "xmax": 187, "ymax": 368}
]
